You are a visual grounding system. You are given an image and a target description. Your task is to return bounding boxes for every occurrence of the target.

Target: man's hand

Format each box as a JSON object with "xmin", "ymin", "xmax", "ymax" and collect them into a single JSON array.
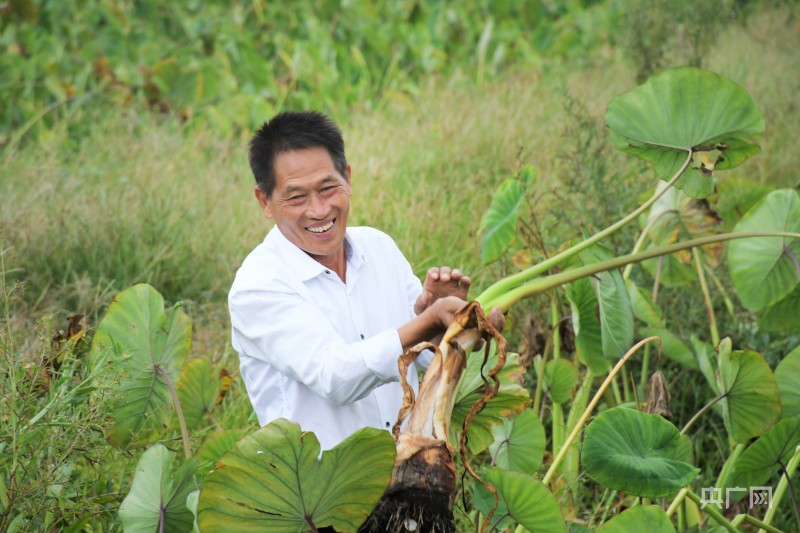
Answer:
[{"xmin": 414, "ymin": 266, "xmax": 471, "ymax": 315}]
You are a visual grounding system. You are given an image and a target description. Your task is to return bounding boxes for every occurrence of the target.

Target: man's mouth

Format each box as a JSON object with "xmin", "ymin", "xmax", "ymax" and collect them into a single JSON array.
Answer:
[{"xmin": 306, "ymin": 219, "xmax": 335, "ymax": 234}]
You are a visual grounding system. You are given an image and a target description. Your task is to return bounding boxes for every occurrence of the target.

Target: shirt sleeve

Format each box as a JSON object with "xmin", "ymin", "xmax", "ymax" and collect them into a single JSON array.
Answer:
[{"xmin": 230, "ymin": 283, "xmax": 404, "ymax": 406}]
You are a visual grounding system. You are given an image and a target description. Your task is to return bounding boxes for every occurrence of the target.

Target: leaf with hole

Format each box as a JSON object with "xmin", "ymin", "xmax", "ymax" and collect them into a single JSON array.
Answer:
[
  {"xmin": 582, "ymin": 408, "xmax": 699, "ymax": 498},
  {"xmin": 89, "ymin": 283, "xmax": 191, "ymax": 449},
  {"xmin": 716, "ymin": 340, "xmax": 781, "ymax": 443},
  {"xmin": 605, "ymin": 67, "xmax": 764, "ymax": 198},
  {"xmin": 197, "ymin": 419, "xmax": 395, "ymax": 532},
  {"xmin": 728, "ymin": 189, "xmax": 800, "ymax": 311},
  {"xmin": 119, "ymin": 444, "xmax": 198, "ymax": 533}
]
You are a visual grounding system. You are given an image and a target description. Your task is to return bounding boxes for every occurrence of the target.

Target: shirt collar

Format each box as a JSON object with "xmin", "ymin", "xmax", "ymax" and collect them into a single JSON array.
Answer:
[{"xmin": 267, "ymin": 225, "xmax": 367, "ymax": 282}]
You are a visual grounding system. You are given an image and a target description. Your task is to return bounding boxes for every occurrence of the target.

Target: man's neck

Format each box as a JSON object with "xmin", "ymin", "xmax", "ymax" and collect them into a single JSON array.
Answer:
[{"xmin": 310, "ymin": 250, "xmax": 347, "ymax": 282}]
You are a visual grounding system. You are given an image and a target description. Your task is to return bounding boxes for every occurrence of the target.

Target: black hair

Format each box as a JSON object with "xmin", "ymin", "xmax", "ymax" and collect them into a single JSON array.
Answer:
[{"xmin": 248, "ymin": 111, "xmax": 347, "ymax": 197}]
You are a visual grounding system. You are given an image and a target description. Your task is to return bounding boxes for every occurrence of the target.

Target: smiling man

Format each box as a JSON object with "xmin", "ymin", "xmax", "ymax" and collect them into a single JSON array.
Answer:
[{"xmin": 228, "ymin": 111, "xmax": 497, "ymax": 450}]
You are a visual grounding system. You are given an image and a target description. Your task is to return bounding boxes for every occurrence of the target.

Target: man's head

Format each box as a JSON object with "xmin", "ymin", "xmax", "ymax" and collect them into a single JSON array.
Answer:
[
  {"xmin": 249, "ymin": 111, "xmax": 352, "ymax": 274},
  {"xmin": 249, "ymin": 111, "xmax": 348, "ymax": 198}
]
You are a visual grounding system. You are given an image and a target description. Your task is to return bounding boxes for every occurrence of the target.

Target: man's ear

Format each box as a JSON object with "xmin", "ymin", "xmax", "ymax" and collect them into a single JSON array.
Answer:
[
  {"xmin": 345, "ymin": 164, "xmax": 352, "ymax": 194},
  {"xmin": 254, "ymin": 187, "xmax": 273, "ymax": 218}
]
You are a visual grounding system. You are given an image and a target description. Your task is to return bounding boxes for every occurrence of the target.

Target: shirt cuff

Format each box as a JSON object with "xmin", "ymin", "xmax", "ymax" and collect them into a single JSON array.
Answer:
[{"xmin": 362, "ymin": 328, "xmax": 404, "ymax": 382}]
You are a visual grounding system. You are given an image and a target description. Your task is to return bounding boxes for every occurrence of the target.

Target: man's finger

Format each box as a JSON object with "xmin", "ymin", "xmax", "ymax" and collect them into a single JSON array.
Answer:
[{"xmin": 439, "ymin": 266, "xmax": 451, "ymax": 282}]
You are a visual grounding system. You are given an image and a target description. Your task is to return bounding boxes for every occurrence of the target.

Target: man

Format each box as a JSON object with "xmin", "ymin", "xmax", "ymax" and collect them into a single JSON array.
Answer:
[{"xmin": 229, "ymin": 111, "xmax": 499, "ymax": 450}]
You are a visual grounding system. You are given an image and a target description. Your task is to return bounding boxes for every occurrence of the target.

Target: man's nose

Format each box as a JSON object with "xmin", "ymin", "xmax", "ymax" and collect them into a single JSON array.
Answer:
[{"xmin": 305, "ymin": 192, "xmax": 328, "ymax": 218}]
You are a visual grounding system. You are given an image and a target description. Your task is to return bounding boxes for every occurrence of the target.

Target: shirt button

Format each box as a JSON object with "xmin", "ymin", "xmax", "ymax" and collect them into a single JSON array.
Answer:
[
  {"xmin": 325, "ymin": 270, "xmax": 331, "ymax": 274},
  {"xmin": 385, "ymin": 421, "xmax": 391, "ymax": 428},
  {"xmin": 360, "ymin": 334, "xmax": 365, "ymax": 339}
]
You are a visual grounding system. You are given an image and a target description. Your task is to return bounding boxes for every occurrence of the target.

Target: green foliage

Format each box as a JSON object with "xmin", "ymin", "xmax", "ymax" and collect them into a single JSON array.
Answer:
[
  {"xmin": 582, "ymin": 408, "xmax": 700, "ymax": 498},
  {"xmin": 118, "ymin": 444, "xmax": 198, "ymax": 533},
  {"xmin": 729, "ymin": 415, "xmax": 800, "ymax": 490},
  {"xmin": 775, "ymin": 345, "xmax": 800, "ymax": 419},
  {"xmin": 473, "ymin": 466, "xmax": 567, "ymax": 533},
  {"xmin": 728, "ymin": 189, "xmax": 800, "ymax": 311},
  {"xmin": 598, "ymin": 505, "xmax": 676, "ymax": 533},
  {"xmin": 197, "ymin": 419, "xmax": 395, "ymax": 533},
  {"xmin": 488, "ymin": 409, "xmax": 546, "ymax": 475},
  {"xmin": 89, "ymin": 283, "xmax": 191, "ymax": 449},
  {"xmin": 716, "ymin": 339, "xmax": 781, "ymax": 444},
  {"xmin": 451, "ymin": 352, "xmax": 530, "ymax": 454},
  {"xmin": 176, "ymin": 359, "xmax": 218, "ymax": 432},
  {"xmin": 605, "ymin": 67, "xmax": 764, "ymax": 198},
  {"xmin": 567, "ymin": 278, "xmax": 611, "ymax": 376},
  {"xmin": 480, "ymin": 166, "xmax": 535, "ymax": 265},
  {"xmin": 544, "ymin": 358, "xmax": 579, "ymax": 404}
]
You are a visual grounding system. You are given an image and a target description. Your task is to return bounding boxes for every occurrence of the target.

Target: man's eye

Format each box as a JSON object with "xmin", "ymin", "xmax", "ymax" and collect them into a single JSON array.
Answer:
[{"xmin": 287, "ymin": 195, "xmax": 305, "ymax": 202}]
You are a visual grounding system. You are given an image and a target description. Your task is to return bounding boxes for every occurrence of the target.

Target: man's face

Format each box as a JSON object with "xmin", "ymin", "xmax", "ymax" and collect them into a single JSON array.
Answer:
[{"xmin": 256, "ymin": 147, "xmax": 351, "ymax": 264}]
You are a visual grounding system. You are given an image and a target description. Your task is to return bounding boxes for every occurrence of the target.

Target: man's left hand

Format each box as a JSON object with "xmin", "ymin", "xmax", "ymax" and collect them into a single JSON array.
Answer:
[{"xmin": 414, "ymin": 266, "xmax": 471, "ymax": 315}]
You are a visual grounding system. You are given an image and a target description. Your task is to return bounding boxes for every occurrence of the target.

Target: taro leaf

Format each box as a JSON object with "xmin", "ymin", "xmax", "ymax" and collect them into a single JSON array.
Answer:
[
  {"xmin": 89, "ymin": 283, "xmax": 191, "ymax": 449},
  {"xmin": 197, "ymin": 420, "xmax": 395, "ymax": 532},
  {"xmin": 473, "ymin": 466, "xmax": 567, "ymax": 533},
  {"xmin": 626, "ymin": 280, "xmax": 665, "ymax": 327},
  {"xmin": 119, "ymin": 444, "xmax": 198, "ymax": 533},
  {"xmin": 775, "ymin": 345, "xmax": 800, "ymax": 419},
  {"xmin": 451, "ymin": 352, "xmax": 530, "ymax": 454},
  {"xmin": 598, "ymin": 505, "xmax": 676, "ymax": 533},
  {"xmin": 196, "ymin": 430, "xmax": 243, "ymax": 478},
  {"xmin": 730, "ymin": 415, "xmax": 800, "ymax": 490},
  {"xmin": 488, "ymin": 409, "xmax": 546, "ymax": 475},
  {"xmin": 716, "ymin": 341, "xmax": 781, "ymax": 443},
  {"xmin": 176, "ymin": 359, "xmax": 217, "ymax": 431},
  {"xmin": 759, "ymin": 286, "xmax": 800, "ymax": 334},
  {"xmin": 480, "ymin": 166, "xmax": 535, "ymax": 265},
  {"xmin": 544, "ymin": 358, "xmax": 579, "ymax": 404},
  {"xmin": 578, "ymin": 237, "xmax": 634, "ymax": 362},
  {"xmin": 639, "ymin": 327, "xmax": 697, "ymax": 369},
  {"xmin": 605, "ymin": 67, "xmax": 764, "ymax": 199},
  {"xmin": 582, "ymin": 408, "xmax": 699, "ymax": 498},
  {"xmin": 567, "ymin": 278, "xmax": 611, "ymax": 376},
  {"xmin": 728, "ymin": 189, "xmax": 800, "ymax": 311},
  {"xmin": 715, "ymin": 177, "xmax": 773, "ymax": 231}
]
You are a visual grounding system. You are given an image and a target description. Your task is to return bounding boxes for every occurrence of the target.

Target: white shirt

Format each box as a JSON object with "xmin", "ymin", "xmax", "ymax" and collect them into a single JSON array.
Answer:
[{"xmin": 229, "ymin": 225, "xmax": 426, "ymax": 450}]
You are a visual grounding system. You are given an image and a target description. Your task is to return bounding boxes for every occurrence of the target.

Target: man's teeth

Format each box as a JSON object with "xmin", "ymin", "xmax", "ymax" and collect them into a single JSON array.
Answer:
[{"xmin": 307, "ymin": 220, "xmax": 334, "ymax": 233}]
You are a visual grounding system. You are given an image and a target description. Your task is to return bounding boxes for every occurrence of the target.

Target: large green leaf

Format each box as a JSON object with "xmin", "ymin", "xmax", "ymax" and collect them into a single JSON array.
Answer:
[
  {"xmin": 473, "ymin": 466, "xmax": 567, "ymax": 533},
  {"xmin": 567, "ymin": 278, "xmax": 610, "ymax": 376},
  {"xmin": 488, "ymin": 409, "xmax": 546, "ymax": 475},
  {"xmin": 599, "ymin": 506, "xmax": 676, "ymax": 533},
  {"xmin": 579, "ymin": 238, "xmax": 634, "ymax": 361},
  {"xmin": 544, "ymin": 358, "xmax": 579, "ymax": 404},
  {"xmin": 176, "ymin": 359, "xmax": 217, "ymax": 431},
  {"xmin": 197, "ymin": 420, "xmax": 395, "ymax": 532},
  {"xmin": 639, "ymin": 327, "xmax": 697, "ymax": 369},
  {"xmin": 119, "ymin": 444, "xmax": 198, "ymax": 533},
  {"xmin": 642, "ymin": 249, "xmax": 696, "ymax": 287},
  {"xmin": 716, "ymin": 340, "xmax": 781, "ymax": 443},
  {"xmin": 605, "ymin": 67, "xmax": 764, "ymax": 198},
  {"xmin": 715, "ymin": 177, "xmax": 773, "ymax": 231},
  {"xmin": 480, "ymin": 166, "xmax": 535, "ymax": 265},
  {"xmin": 452, "ymin": 352, "xmax": 530, "ymax": 454},
  {"xmin": 89, "ymin": 284, "xmax": 191, "ymax": 448},
  {"xmin": 730, "ymin": 415, "xmax": 800, "ymax": 491},
  {"xmin": 582, "ymin": 408, "xmax": 699, "ymax": 498},
  {"xmin": 196, "ymin": 429, "xmax": 243, "ymax": 478},
  {"xmin": 775, "ymin": 345, "xmax": 800, "ymax": 419},
  {"xmin": 728, "ymin": 189, "xmax": 800, "ymax": 311},
  {"xmin": 759, "ymin": 286, "xmax": 800, "ymax": 334}
]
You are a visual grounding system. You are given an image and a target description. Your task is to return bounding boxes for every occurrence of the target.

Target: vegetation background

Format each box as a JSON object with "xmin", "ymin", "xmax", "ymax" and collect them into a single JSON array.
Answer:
[{"xmin": 1, "ymin": 0, "xmax": 798, "ymax": 530}]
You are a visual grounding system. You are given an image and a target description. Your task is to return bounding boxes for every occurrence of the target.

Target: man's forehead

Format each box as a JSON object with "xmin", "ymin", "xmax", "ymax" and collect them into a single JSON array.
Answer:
[{"xmin": 280, "ymin": 174, "xmax": 343, "ymax": 193}]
